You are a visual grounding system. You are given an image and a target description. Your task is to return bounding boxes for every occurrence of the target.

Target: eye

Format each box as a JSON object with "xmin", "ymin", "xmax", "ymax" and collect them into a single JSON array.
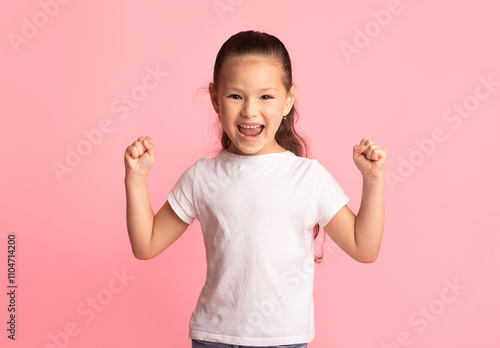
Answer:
[
  {"xmin": 228, "ymin": 94, "xmax": 242, "ymax": 99},
  {"xmin": 261, "ymin": 95, "xmax": 273, "ymax": 100}
]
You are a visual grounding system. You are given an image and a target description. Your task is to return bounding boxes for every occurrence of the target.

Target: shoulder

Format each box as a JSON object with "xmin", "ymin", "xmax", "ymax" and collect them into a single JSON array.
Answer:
[
  {"xmin": 175, "ymin": 154, "xmax": 214, "ymax": 178},
  {"xmin": 193, "ymin": 152, "xmax": 222, "ymax": 169},
  {"xmin": 182, "ymin": 152, "xmax": 224, "ymax": 177},
  {"xmin": 290, "ymin": 156, "xmax": 342, "ymax": 185},
  {"xmin": 185, "ymin": 150, "xmax": 223, "ymax": 167},
  {"xmin": 286, "ymin": 153, "xmax": 323, "ymax": 171},
  {"xmin": 276, "ymin": 154, "xmax": 327, "ymax": 182}
]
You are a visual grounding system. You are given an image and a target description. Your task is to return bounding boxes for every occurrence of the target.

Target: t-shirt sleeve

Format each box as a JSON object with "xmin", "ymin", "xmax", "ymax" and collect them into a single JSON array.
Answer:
[
  {"xmin": 313, "ymin": 160, "xmax": 350, "ymax": 227},
  {"xmin": 166, "ymin": 162, "xmax": 198, "ymax": 225}
]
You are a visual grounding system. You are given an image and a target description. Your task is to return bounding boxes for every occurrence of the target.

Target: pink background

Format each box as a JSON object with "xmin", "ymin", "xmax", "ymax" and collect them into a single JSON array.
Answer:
[{"xmin": 1, "ymin": 0, "xmax": 499, "ymax": 347}]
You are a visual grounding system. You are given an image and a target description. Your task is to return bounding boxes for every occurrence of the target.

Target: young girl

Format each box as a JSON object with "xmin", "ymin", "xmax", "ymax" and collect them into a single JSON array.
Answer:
[{"xmin": 124, "ymin": 30, "xmax": 386, "ymax": 348}]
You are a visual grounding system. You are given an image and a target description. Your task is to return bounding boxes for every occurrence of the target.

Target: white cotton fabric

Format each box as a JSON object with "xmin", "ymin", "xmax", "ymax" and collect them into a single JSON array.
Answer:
[{"xmin": 167, "ymin": 149, "xmax": 350, "ymax": 346}]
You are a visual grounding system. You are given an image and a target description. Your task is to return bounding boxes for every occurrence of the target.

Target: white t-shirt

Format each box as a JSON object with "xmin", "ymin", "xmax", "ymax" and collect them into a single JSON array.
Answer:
[{"xmin": 167, "ymin": 149, "xmax": 350, "ymax": 346}]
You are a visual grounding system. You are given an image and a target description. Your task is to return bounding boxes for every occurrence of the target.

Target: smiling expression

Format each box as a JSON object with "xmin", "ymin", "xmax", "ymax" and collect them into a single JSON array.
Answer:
[{"xmin": 209, "ymin": 54, "xmax": 297, "ymax": 156}]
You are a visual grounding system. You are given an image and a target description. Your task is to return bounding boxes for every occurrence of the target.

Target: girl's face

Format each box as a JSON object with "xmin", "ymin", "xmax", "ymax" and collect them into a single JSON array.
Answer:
[{"xmin": 209, "ymin": 54, "xmax": 296, "ymax": 156}]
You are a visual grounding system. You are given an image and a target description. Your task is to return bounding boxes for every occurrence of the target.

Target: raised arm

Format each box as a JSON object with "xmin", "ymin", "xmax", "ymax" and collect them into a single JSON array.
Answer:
[
  {"xmin": 323, "ymin": 138, "xmax": 387, "ymax": 263},
  {"xmin": 124, "ymin": 136, "xmax": 189, "ymax": 260}
]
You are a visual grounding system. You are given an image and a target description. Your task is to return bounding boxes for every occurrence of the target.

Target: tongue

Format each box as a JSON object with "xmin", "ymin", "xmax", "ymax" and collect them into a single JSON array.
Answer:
[{"xmin": 239, "ymin": 126, "xmax": 263, "ymax": 137}]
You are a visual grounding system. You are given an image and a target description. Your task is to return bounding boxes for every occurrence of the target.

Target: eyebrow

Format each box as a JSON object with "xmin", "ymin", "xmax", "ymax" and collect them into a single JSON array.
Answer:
[{"xmin": 224, "ymin": 87, "xmax": 278, "ymax": 92}]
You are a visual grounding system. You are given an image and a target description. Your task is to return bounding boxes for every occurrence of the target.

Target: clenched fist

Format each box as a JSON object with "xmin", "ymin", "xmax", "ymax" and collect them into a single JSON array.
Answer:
[
  {"xmin": 353, "ymin": 138, "xmax": 387, "ymax": 180},
  {"xmin": 124, "ymin": 136, "xmax": 156, "ymax": 176}
]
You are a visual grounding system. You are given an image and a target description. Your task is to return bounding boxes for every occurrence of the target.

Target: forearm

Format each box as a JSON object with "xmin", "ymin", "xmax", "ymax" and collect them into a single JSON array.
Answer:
[
  {"xmin": 354, "ymin": 177, "xmax": 385, "ymax": 262},
  {"xmin": 125, "ymin": 174, "xmax": 154, "ymax": 257}
]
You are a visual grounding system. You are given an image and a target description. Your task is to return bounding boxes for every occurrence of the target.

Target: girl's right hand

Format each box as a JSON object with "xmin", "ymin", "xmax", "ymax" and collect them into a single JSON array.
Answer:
[{"xmin": 124, "ymin": 136, "xmax": 156, "ymax": 176}]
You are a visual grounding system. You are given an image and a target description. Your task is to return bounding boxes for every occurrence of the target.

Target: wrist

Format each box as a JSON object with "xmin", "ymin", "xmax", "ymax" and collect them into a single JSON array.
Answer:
[
  {"xmin": 362, "ymin": 174, "xmax": 385, "ymax": 187},
  {"xmin": 125, "ymin": 172, "xmax": 148, "ymax": 185}
]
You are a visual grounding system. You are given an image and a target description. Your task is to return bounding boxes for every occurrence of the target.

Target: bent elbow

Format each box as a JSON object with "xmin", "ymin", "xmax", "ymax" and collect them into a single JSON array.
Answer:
[
  {"xmin": 358, "ymin": 256, "xmax": 377, "ymax": 263},
  {"xmin": 134, "ymin": 254, "xmax": 152, "ymax": 261},
  {"xmin": 132, "ymin": 248, "xmax": 155, "ymax": 260},
  {"xmin": 356, "ymin": 251, "xmax": 379, "ymax": 263}
]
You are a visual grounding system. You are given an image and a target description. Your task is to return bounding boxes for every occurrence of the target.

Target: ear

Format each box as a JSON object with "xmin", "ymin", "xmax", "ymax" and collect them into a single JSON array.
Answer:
[
  {"xmin": 283, "ymin": 83, "xmax": 297, "ymax": 116},
  {"xmin": 209, "ymin": 83, "xmax": 220, "ymax": 115}
]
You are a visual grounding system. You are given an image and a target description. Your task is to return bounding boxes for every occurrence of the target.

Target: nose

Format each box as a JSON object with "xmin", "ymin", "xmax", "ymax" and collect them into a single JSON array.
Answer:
[{"xmin": 241, "ymin": 98, "xmax": 259, "ymax": 118}]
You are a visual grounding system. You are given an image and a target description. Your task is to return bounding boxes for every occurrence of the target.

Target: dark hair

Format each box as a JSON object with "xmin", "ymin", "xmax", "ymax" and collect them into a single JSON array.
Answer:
[{"xmin": 212, "ymin": 30, "xmax": 326, "ymax": 263}]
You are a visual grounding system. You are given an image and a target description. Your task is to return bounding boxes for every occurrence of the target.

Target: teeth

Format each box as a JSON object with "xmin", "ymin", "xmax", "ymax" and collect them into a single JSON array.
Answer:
[{"xmin": 239, "ymin": 125, "xmax": 262, "ymax": 129}]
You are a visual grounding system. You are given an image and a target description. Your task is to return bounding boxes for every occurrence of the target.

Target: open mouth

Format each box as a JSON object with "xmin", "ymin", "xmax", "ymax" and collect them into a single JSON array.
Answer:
[{"xmin": 237, "ymin": 125, "xmax": 264, "ymax": 138}]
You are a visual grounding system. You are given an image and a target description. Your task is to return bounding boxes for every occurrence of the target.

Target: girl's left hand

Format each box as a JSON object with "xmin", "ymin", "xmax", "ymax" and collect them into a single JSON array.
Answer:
[{"xmin": 353, "ymin": 138, "xmax": 387, "ymax": 180}]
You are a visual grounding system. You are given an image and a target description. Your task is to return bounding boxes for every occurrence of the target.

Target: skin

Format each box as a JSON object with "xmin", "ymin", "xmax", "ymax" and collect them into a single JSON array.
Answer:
[
  {"xmin": 324, "ymin": 138, "xmax": 386, "ymax": 263},
  {"xmin": 208, "ymin": 54, "xmax": 296, "ymax": 156},
  {"xmin": 124, "ymin": 54, "xmax": 387, "ymax": 263}
]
